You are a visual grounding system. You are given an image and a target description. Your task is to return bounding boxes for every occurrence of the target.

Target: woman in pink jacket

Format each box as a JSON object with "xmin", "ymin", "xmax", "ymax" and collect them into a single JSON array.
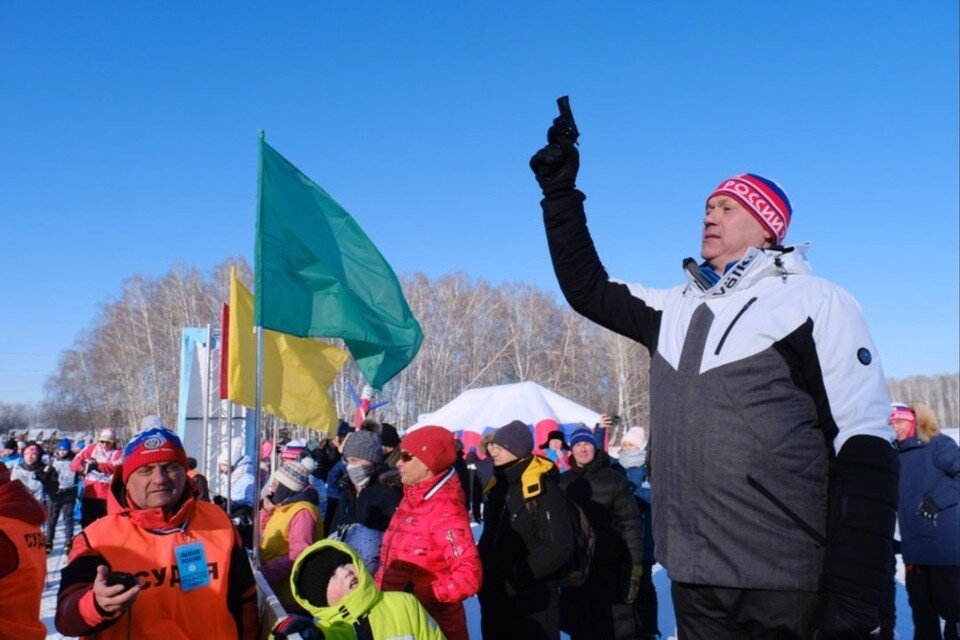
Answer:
[{"xmin": 377, "ymin": 426, "xmax": 482, "ymax": 640}]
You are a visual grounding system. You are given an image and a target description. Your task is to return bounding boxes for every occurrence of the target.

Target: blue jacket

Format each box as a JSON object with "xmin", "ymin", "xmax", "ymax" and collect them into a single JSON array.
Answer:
[
  {"xmin": 326, "ymin": 459, "xmax": 346, "ymax": 501},
  {"xmin": 895, "ymin": 433, "xmax": 959, "ymax": 566}
]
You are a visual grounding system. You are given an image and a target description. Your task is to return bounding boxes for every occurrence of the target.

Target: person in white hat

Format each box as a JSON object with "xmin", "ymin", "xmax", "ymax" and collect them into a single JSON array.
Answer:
[
  {"xmin": 70, "ymin": 427, "xmax": 122, "ymax": 528},
  {"xmin": 615, "ymin": 426, "xmax": 658, "ymax": 639},
  {"xmin": 214, "ymin": 436, "xmax": 256, "ymax": 516}
]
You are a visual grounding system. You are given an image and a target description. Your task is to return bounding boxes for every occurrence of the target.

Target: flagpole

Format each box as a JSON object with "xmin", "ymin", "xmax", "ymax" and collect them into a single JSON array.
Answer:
[
  {"xmin": 252, "ymin": 325, "xmax": 264, "ymax": 567},
  {"xmin": 202, "ymin": 324, "xmax": 212, "ymax": 480}
]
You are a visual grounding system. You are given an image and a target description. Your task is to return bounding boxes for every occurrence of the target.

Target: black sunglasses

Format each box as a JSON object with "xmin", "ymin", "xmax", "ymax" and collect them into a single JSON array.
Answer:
[{"xmin": 399, "ymin": 451, "xmax": 415, "ymax": 462}]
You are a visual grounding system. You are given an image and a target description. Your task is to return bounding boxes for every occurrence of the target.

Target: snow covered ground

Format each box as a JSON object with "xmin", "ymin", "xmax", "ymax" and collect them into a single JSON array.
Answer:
[
  {"xmin": 40, "ymin": 517, "xmax": 73, "ymax": 639},
  {"xmin": 40, "ymin": 519, "xmax": 921, "ymax": 639}
]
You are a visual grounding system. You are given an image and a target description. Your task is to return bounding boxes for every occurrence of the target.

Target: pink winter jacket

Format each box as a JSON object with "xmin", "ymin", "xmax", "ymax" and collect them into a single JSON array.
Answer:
[{"xmin": 377, "ymin": 468, "xmax": 482, "ymax": 640}]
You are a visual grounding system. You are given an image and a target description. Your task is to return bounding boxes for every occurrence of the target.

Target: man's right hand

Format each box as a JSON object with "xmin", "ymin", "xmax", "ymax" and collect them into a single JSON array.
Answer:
[
  {"xmin": 85, "ymin": 460, "xmax": 99, "ymax": 473},
  {"xmin": 92, "ymin": 565, "xmax": 141, "ymax": 615},
  {"xmin": 530, "ymin": 138, "xmax": 579, "ymax": 196}
]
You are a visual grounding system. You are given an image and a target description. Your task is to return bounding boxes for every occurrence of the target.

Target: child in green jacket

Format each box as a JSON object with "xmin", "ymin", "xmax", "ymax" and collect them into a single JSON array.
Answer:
[{"xmin": 272, "ymin": 539, "xmax": 446, "ymax": 640}]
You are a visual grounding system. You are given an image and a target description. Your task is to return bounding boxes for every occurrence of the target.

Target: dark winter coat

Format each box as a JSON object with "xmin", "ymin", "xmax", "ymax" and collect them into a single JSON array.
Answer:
[
  {"xmin": 614, "ymin": 459, "xmax": 655, "ymax": 565},
  {"xmin": 478, "ymin": 455, "xmax": 575, "ymax": 640},
  {"xmin": 895, "ymin": 418, "xmax": 959, "ymax": 566},
  {"xmin": 475, "ymin": 456, "xmax": 494, "ymax": 490},
  {"xmin": 51, "ymin": 452, "xmax": 80, "ymax": 504},
  {"xmin": 560, "ymin": 450, "xmax": 644, "ymax": 640},
  {"xmin": 453, "ymin": 453, "xmax": 470, "ymax": 509},
  {"xmin": 11, "ymin": 459, "xmax": 58, "ymax": 504},
  {"xmin": 311, "ymin": 441, "xmax": 341, "ymax": 482},
  {"xmin": 543, "ymin": 190, "xmax": 894, "ymax": 591},
  {"xmin": 330, "ymin": 464, "xmax": 402, "ymax": 535}
]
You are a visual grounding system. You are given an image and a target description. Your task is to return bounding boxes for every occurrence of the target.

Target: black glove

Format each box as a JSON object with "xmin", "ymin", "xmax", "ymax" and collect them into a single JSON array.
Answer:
[
  {"xmin": 918, "ymin": 497, "xmax": 940, "ymax": 519},
  {"xmin": 530, "ymin": 138, "xmax": 579, "ymax": 196},
  {"xmin": 85, "ymin": 460, "xmax": 99, "ymax": 473},
  {"xmin": 817, "ymin": 435, "xmax": 898, "ymax": 639},
  {"xmin": 272, "ymin": 615, "xmax": 323, "ymax": 640},
  {"xmin": 815, "ymin": 590, "xmax": 879, "ymax": 639},
  {"xmin": 624, "ymin": 564, "xmax": 643, "ymax": 604}
]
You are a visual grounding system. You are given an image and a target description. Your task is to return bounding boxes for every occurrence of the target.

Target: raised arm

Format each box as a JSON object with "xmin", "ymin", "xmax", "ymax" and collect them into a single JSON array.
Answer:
[{"xmin": 530, "ymin": 117, "xmax": 664, "ymax": 349}]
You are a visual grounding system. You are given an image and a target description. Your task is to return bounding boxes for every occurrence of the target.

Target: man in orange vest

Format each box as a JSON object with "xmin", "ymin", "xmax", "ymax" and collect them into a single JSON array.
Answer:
[
  {"xmin": 55, "ymin": 424, "xmax": 260, "ymax": 639},
  {"xmin": 0, "ymin": 460, "xmax": 48, "ymax": 640}
]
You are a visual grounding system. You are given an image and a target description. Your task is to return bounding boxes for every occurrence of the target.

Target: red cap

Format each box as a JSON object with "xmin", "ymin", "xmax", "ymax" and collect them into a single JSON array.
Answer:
[{"xmin": 402, "ymin": 426, "xmax": 457, "ymax": 474}]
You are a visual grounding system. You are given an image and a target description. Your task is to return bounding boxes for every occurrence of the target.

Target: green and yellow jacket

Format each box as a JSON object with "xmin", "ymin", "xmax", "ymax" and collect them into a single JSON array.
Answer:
[{"xmin": 290, "ymin": 539, "xmax": 446, "ymax": 640}]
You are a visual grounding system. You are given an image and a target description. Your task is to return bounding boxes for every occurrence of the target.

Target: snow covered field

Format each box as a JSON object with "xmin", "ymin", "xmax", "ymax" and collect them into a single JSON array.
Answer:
[{"xmin": 39, "ymin": 519, "xmax": 921, "ymax": 639}]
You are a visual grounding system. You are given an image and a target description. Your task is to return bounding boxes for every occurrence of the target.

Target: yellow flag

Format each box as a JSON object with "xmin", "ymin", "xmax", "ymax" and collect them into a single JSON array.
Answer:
[{"xmin": 228, "ymin": 268, "xmax": 347, "ymax": 433}]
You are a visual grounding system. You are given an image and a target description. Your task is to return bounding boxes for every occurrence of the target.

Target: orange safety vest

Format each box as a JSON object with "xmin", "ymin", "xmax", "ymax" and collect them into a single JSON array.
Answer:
[
  {"xmin": 80, "ymin": 501, "xmax": 240, "ymax": 640},
  {"xmin": 0, "ymin": 515, "xmax": 47, "ymax": 640}
]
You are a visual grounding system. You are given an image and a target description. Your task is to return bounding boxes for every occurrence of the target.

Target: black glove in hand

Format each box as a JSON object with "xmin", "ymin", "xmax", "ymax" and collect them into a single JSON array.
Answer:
[
  {"xmin": 85, "ymin": 460, "xmax": 99, "ymax": 473},
  {"xmin": 624, "ymin": 565, "xmax": 643, "ymax": 604},
  {"xmin": 918, "ymin": 497, "xmax": 940, "ymax": 519},
  {"xmin": 529, "ymin": 139, "xmax": 579, "ymax": 196},
  {"xmin": 815, "ymin": 590, "xmax": 879, "ymax": 640}
]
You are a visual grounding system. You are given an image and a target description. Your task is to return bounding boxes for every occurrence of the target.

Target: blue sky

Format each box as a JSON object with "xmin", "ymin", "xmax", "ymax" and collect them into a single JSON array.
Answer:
[{"xmin": 1, "ymin": 2, "xmax": 957, "ymax": 404}]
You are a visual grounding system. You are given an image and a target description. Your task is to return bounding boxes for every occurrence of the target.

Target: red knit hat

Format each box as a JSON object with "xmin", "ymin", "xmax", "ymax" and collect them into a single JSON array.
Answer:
[
  {"xmin": 122, "ymin": 427, "xmax": 189, "ymax": 482},
  {"xmin": 889, "ymin": 403, "xmax": 917, "ymax": 438},
  {"xmin": 707, "ymin": 174, "xmax": 792, "ymax": 245},
  {"xmin": 402, "ymin": 426, "xmax": 457, "ymax": 474}
]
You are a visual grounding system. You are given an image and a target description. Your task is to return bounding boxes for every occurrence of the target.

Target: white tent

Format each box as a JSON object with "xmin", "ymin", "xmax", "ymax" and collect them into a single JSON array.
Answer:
[{"xmin": 410, "ymin": 381, "xmax": 601, "ymax": 434}]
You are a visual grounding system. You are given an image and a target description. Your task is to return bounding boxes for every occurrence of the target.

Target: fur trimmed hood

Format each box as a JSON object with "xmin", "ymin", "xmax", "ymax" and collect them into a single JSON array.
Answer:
[{"xmin": 909, "ymin": 401, "xmax": 939, "ymax": 442}]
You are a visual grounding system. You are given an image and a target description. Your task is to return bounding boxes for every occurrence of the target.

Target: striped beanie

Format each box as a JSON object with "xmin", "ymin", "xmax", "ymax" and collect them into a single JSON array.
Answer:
[
  {"xmin": 274, "ymin": 457, "xmax": 317, "ymax": 492},
  {"xmin": 708, "ymin": 173, "xmax": 793, "ymax": 244},
  {"xmin": 569, "ymin": 428, "xmax": 598, "ymax": 449}
]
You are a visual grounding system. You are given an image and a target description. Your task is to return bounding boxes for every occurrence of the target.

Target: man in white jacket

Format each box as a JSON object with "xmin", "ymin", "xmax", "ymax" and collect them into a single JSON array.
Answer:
[{"xmin": 531, "ymin": 120, "xmax": 899, "ymax": 638}]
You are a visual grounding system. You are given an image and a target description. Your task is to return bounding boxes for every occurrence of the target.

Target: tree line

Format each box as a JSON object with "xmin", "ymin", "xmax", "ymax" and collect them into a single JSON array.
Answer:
[{"xmin": 6, "ymin": 259, "xmax": 956, "ymax": 440}]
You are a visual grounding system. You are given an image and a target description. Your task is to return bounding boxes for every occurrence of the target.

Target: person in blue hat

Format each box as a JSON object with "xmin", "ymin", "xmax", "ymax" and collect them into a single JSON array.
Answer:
[{"xmin": 47, "ymin": 438, "xmax": 79, "ymax": 554}]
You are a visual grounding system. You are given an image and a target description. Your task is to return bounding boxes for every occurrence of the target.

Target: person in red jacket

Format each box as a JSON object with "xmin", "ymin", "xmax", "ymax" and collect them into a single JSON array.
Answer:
[
  {"xmin": 377, "ymin": 425, "xmax": 482, "ymax": 640},
  {"xmin": 55, "ymin": 425, "xmax": 260, "ymax": 640},
  {"xmin": 70, "ymin": 426, "xmax": 123, "ymax": 527},
  {"xmin": 0, "ymin": 461, "xmax": 48, "ymax": 640}
]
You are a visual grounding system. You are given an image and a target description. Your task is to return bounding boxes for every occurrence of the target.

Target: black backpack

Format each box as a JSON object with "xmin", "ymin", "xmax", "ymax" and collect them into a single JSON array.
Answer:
[{"xmin": 525, "ymin": 495, "xmax": 596, "ymax": 588}]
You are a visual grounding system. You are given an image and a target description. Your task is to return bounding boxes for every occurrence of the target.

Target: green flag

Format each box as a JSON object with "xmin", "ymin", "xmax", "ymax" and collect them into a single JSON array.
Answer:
[{"xmin": 254, "ymin": 134, "xmax": 423, "ymax": 389}]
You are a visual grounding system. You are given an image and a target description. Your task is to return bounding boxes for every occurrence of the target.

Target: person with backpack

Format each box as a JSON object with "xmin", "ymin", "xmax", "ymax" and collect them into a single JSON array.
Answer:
[
  {"xmin": 560, "ymin": 427, "xmax": 644, "ymax": 639},
  {"xmin": 477, "ymin": 420, "xmax": 575, "ymax": 640}
]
